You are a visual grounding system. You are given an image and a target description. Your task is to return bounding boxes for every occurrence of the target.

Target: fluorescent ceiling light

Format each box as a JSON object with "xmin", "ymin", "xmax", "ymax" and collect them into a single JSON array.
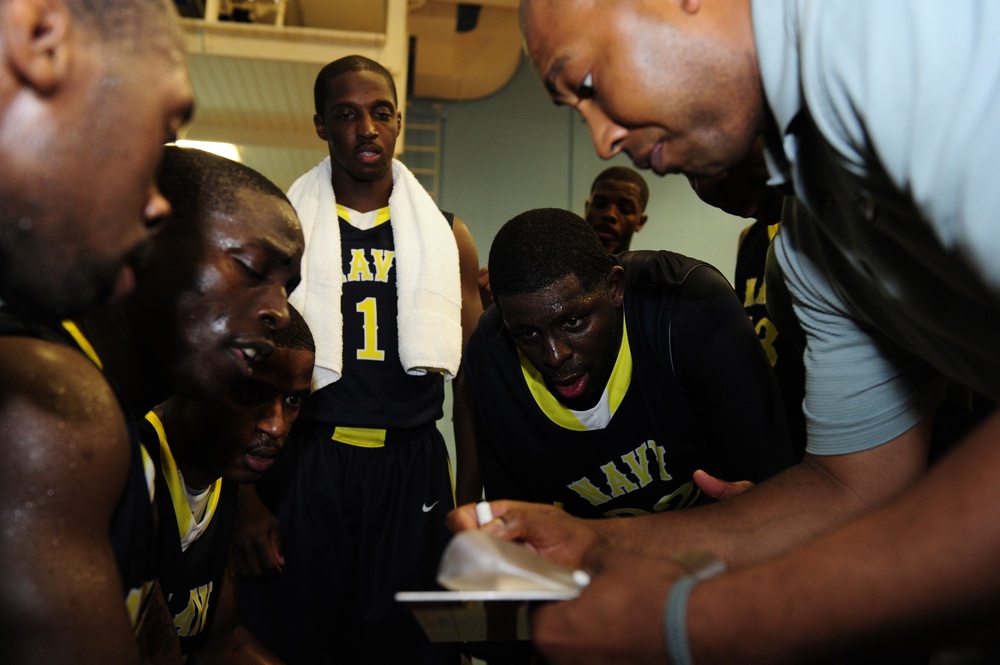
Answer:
[{"xmin": 174, "ymin": 140, "xmax": 242, "ymax": 162}]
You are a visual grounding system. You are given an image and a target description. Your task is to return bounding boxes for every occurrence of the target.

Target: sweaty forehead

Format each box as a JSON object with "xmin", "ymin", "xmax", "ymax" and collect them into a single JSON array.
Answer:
[
  {"xmin": 525, "ymin": 0, "xmax": 608, "ymax": 99},
  {"xmin": 522, "ymin": 0, "xmax": 592, "ymax": 42},
  {"xmin": 500, "ymin": 273, "xmax": 592, "ymax": 322},
  {"xmin": 209, "ymin": 194, "xmax": 303, "ymax": 252},
  {"xmin": 327, "ymin": 70, "xmax": 396, "ymax": 106},
  {"xmin": 523, "ymin": 1, "xmax": 573, "ymax": 74}
]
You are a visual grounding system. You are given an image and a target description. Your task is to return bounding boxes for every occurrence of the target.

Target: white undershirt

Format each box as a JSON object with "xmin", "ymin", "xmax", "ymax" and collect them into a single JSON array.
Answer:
[
  {"xmin": 178, "ymin": 469, "xmax": 212, "ymax": 551},
  {"xmin": 568, "ymin": 384, "xmax": 613, "ymax": 430},
  {"xmin": 341, "ymin": 205, "xmax": 380, "ymax": 230}
]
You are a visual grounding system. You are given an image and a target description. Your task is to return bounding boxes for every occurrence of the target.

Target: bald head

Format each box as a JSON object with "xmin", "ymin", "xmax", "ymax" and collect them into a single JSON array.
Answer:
[
  {"xmin": 520, "ymin": 0, "xmax": 569, "ymax": 48},
  {"xmin": 519, "ymin": 0, "xmax": 764, "ymax": 179},
  {"xmin": 68, "ymin": 0, "xmax": 182, "ymax": 44},
  {"xmin": 0, "ymin": 0, "xmax": 193, "ymax": 319}
]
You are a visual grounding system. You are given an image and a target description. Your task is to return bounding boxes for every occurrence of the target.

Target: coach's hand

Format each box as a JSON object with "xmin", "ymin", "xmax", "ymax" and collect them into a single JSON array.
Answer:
[{"xmin": 447, "ymin": 500, "xmax": 602, "ymax": 569}]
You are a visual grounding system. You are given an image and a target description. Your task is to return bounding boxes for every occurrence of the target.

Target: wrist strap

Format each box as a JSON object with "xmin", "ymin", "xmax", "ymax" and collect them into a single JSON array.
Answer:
[{"xmin": 664, "ymin": 575, "xmax": 700, "ymax": 665}]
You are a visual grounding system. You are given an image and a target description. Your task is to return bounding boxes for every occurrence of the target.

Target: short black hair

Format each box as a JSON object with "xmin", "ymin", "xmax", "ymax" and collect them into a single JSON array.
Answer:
[
  {"xmin": 591, "ymin": 166, "xmax": 650, "ymax": 210},
  {"xmin": 313, "ymin": 55, "xmax": 398, "ymax": 115},
  {"xmin": 157, "ymin": 145, "xmax": 291, "ymax": 226},
  {"xmin": 489, "ymin": 208, "xmax": 612, "ymax": 301},
  {"xmin": 274, "ymin": 303, "xmax": 315, "ymax": 354}
]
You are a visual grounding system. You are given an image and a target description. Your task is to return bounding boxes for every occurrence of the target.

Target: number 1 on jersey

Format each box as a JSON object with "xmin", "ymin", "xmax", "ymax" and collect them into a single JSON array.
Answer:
[{"xmin": 356, "ymin": 297, "xmax": 385, "ymax": 361}]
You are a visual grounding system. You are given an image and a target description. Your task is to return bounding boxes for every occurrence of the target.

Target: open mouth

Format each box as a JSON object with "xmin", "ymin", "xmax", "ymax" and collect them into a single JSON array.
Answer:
[
  {"xmin": 356, "ymin": 144, "xmax": 383, "ymax": 163},
  {"xmin": 230, "ymin": 340, "xmax": 274, "ymax": 375},
  {"xmin": 552, "ymin": 374, "xmax": 588, "ymax": 401},
  {"xmin": 244, "ymin": 452, "xmax": 276, "ymax": 474}
]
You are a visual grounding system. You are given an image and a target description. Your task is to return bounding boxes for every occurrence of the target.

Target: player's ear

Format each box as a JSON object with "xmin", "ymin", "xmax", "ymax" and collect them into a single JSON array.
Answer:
[
  {"xmin": 1, "ymin": 0, "xmax": 72, "ymax": 95},
  {"xmin": 314, "ymin": 113, "xmax": 329, "ymax": 141},
  {"xmin": 607, "ymin": 265, "xmax": 625, "ymax": 307},
  {"xmin": 636, "ymin": 213, "xmax": 649, "ymax": 233}
]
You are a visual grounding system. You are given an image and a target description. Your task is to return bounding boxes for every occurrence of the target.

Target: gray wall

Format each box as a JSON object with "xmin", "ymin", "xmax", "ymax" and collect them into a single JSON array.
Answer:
[{"xmin": 414, "ymin": 55, "xmax": 748, "ymax": 282}]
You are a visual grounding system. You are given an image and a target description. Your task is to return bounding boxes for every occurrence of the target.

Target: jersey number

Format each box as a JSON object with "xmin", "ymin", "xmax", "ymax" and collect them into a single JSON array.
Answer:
[
  {"xmin": 755, "ymin": 316, "xmax": 779, "ymax": 367},
  {"xmin": 356, "ymin": 297, "xmax": 385, "ymax": 361}
]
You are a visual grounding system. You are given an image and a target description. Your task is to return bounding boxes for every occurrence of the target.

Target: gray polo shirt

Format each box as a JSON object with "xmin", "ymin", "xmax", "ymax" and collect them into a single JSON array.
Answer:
[{"xmin": 753, "ymin": 0, "xmax": 1000, "ymax": 454}]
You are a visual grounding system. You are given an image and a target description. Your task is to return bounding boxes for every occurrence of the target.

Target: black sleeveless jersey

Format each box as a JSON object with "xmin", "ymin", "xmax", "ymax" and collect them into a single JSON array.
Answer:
[
  {"xmin": 466, "ymin": 250, "xmax": 793, "ymax": 519},
  {"xmin": 735, "ymin": 219, "xmax": 807, "ymax": 459},
  {"xmin": 0, "ymin": 309, "xmax": 157, "ymax": 633},
  {"xmin": 301, "ymin": 210, "xmax": 455, "ymax": 430},
  {"xmin": 139, "ymin": 413, "xmax": 239, "ymax": 655}
]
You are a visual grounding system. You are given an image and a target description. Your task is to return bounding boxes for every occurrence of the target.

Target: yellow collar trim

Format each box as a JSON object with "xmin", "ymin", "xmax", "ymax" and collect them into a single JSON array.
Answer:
[
  {"xmin": 518, "ymin": 315, "xmax": 632, "ymax": 431},
  {"xmin": 61, "ymin": 320, "xmax": 103, "ymax": 369},
  {"xmin": 144, "ymin": 411, "xmax": 222, "ymax": 542},
  {"xmin": 337, "ymin": 204, "xmax": 391, "ymax": 228}
]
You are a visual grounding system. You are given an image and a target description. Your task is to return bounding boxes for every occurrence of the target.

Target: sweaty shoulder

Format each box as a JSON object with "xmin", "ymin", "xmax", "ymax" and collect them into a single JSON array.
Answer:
[
  {"xmin": 0, "ymin": 336, "xmax": 130, "ymax": 495},
  {"xmin": 0, "ymin": 335, "xmax": 136, "ymax": 661}
]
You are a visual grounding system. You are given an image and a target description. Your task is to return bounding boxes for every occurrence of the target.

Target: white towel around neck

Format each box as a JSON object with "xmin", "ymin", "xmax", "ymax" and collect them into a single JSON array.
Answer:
[{"xmin": 287, "ymin": 157, "xmax": 462, "ymax": 391}]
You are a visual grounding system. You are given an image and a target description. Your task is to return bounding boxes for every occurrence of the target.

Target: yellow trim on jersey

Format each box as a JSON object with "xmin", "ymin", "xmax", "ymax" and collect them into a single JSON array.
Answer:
[
  {"xmin": 445, "ymin": 456, "xmax": 457, "ymax": 508},
  {"xmin": 337, "ymin": 204, "xmax": 391, "ymax": 228},
  {"xmin": 766, "ymin": 221, "xmax": 782, "ymax": 242},
  {"xmin": 144, "ymin": 411, "xmax": 223, "ymax": 544},
  {"xmin": 139, "ymin": 444, "xmax": 156, "ymax": 503},
  {"xmin": 60, "ymin": 320, "xmax": 103, "ymax": 369},
  {"xmin": 126, "ymin": 579, "xmax": 156, "ymax": 637},
  {"xmin": 61, "ymin": 320, "xmax": 156, "ymax": 631},
  {"xmin": 332, "ymin": 426, "xmax": 387, "ymax": 448},
  {"xmin": 518, "ymin": 316, "xmax": 633, "ymax": 431},
  {"xmin": 62, "ymin": 321, "xmax": 154, "ymax": 499}
]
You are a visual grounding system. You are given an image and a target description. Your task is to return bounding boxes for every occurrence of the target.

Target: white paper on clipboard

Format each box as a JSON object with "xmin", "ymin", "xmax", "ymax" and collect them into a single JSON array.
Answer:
[{"xmin": 395, "ymin": 530, "xmax": 588, "ymax": 642}]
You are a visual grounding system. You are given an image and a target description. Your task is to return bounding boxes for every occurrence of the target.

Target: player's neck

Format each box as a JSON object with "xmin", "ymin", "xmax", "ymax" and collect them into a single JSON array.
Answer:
[
  {"xmin": 330, "ymin": 173, "xmax": 392, "ymax": 214},
  {"xmin": 156, "ymin": 400, "xmax": 217, "ymax": 490}
]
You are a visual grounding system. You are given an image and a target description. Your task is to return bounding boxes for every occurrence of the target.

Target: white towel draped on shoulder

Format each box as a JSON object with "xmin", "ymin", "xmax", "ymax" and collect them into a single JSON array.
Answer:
[{"xmin": 287, "ymin": 157, "xmax": 462, "ymax": 392}]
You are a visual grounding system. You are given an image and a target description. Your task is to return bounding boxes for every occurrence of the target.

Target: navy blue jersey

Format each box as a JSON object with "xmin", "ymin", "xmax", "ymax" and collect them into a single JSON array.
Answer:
[
  {"xmin": 735, "ymin": 219, "xmax": 807, "ymax": 459},
  {"xmin": 466, "ymin": 251, "xmax": 793, "ymax": 519},
  {"xmin": 241, "ymin": 203, "xmax": 461, "ymax": 663},
  {"xmin": 0, "ymin": 310, "xmax": 158, "ymax": 633},
  {"xmin": 301, "ymin": 209, "xmax": 455, "ymax": 430},
  {"xmin": 140, "ymin": 413, "xmax": 238, "ymax": 655}
]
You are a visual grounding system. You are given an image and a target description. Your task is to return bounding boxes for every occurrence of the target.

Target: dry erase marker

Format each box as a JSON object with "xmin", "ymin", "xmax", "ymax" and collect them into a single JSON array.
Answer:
[{"xmin": 475, "ymin": 501, "xmax": 493, "ymax": 526}]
